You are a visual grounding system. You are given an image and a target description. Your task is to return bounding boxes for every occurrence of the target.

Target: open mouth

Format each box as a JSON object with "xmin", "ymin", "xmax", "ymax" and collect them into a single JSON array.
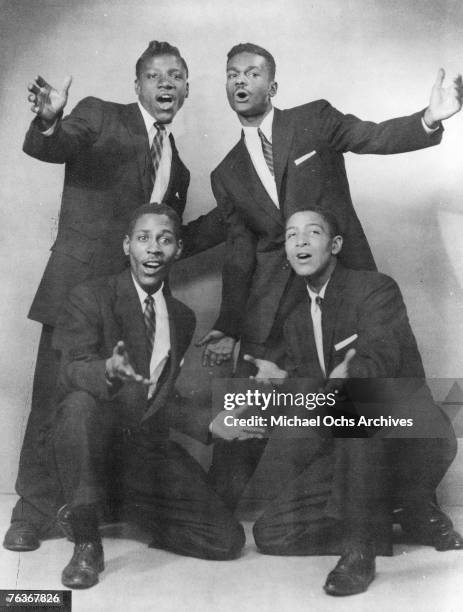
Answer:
[
  {"xmin": 143, "ymin": 261, "xmax": 163, "ymax": 273},
  {"xmin": 156, "ymin": 94, "xmax": 174, "ymax": 105},
  {"xmin": 235, "ymin": 90, "xmax": 249, "ymax": 101},
  {"xmin": 296, "ymin": 253, "xmax": 312, "ymax": 260}
]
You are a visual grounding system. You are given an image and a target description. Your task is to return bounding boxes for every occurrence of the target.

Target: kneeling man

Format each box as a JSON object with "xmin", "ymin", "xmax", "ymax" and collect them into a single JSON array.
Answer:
[
  {"xmin": 50, "ymin": 204, "xmax": 244, "ymax": 588},
  {"xmin": 247, "ymin": 208, "xmax": 462, "ymax": 596}
]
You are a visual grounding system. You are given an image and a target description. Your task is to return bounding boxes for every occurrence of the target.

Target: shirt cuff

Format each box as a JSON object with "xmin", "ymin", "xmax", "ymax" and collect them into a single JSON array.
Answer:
[{"xmin": 421, "ymin": 116, "xmax": 440, "ymax": 134}]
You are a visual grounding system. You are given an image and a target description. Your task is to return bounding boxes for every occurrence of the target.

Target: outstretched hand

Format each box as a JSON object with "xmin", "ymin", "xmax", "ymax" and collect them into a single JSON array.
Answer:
[
  {"xmin": 210, "ymin": 404, "xmax": 267, "ymax": 441},
  {"xmin": 243, "ymin": 354, "xmax": 288, "ymax": 385},
  {"xmin": 424, "ymin": 69, "xmax": 463, "ymax": 127},
  {"xmin": 105, "ymin": 341, "xmax": 150, "ymax": 385},
  {"xmin": 195, "ymin": 330, "xmax": 236, "ymax": 367},
  {"xmin": 27, "ymin": 74, "xmax": 72, "ymax": 126}
]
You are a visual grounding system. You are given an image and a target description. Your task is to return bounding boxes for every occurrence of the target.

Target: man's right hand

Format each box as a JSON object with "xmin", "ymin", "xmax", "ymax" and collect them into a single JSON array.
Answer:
[
  {"xmin": 27, "ymin": 74, "xmax": 72, "ymax": 128},
  {"xmin": 243, "ymin": 354, "xmax": 288, "ymax": 385},
  {"xmin": 196, "ymin": 330, "xmax": 236, "ymax": 367},
  {"xmin": 209, "ymin": 405, "xmax": 267, "ymax": 441},
  {"xmin": 105, "ymin": 341, "xmax": 150, "ymax": 385}
]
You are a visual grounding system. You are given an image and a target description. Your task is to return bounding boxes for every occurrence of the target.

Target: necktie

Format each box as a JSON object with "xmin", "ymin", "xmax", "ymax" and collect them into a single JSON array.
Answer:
[
  {"xmin": 144, "ymin": 295, "xmax": 156, "ymax": 355},
  {"xmin": 258, "ymin": 128, "xmax": 274, "ymax": 176},
  {"xmin": 150, "ymin": 122, "xmax": 166, "ymax": 187},
  {"xmin": 310, "ymin": 295, "xmax": 326, "ymax": 376}
]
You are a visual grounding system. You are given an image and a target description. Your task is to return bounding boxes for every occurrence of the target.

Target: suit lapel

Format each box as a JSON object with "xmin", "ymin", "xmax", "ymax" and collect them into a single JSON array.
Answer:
[
  {"xmin": 322, "ymin": 264, "xmax": 349, "ymax": 373},
  {"xmin": 272, "ymin": 107, "xmax": 294, "ymax": 204},
  {"xmin": 120, "ymin": 103, "xmax": 152, "ymax": 202},
  {"xmin": 230, "ymin": 137, "xmax": 284, "ymax": 228},
  {"xmin": 113, "ymin": 269, "xmax": 150, "ymax": 380}
]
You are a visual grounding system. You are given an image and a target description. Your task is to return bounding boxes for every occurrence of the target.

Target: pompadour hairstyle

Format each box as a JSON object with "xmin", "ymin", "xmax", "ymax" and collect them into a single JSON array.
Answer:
[{"xmin": 136, "ymin": 41, "xmax": 188, "ymax": 78}]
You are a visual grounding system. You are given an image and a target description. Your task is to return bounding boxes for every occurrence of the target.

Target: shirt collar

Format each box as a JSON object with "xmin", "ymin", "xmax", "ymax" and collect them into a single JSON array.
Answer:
[
  {"xmin": 137, "ymin": 101, "xmax": 171, "ymax": 137},
  {"xmin": 242, "ymin": 106, "xmax": 274, "ymax": 142},
  {"xmin": 131, "ymin": 273, "xmax": 165, "ymax": 309},
  {"xmin": 306, "ymin": 278, "xmax": 330, "ymax": 302}
]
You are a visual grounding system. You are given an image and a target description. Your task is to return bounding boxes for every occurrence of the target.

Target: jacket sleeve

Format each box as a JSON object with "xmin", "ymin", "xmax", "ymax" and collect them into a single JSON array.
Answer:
[
  {"xmin": 180, "ymin": 206, "xmax": 227, "ymax": 258},
  {"xmin": 211, "ymin": 170, "xmax": 258, "ymax": 338},
  {"xmin": 346, "ymin": 274, "xmax": 407, "ymax": 378},
  {"xmin": 23, "ymin": 96, "xmax": 105, "ymax": 163},
  {"xmin": 52, "ymin": 284, "xmax": 118, "ymax": 401},
  {"xmin": 316, "ymin": 100, "xmax": 443, "ymax": 155}
]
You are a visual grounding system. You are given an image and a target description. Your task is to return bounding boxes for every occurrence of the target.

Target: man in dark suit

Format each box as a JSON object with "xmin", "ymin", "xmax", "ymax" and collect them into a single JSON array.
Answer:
[
  {"xmin": 247, "ymin": 208, "xmax": 462, "ymax": 596},
  {"xmin": 4, "ymin": 41, "xmax": 224, "ymax": 550},
  {"xmin": 43, "ymin": 204, "xmax": 246, "ymax": 589},
  {"xmin": 198, "ymin": 42, "xmax": 463, "ymax": 509}
]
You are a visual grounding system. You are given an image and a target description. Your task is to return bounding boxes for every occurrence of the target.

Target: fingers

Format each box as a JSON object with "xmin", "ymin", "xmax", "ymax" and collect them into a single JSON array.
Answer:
[
  {"xmin": 344, "ymin": 348, "xmax": 356, "ymax": 365},
  {"xmin": 435, "ymin": 67, "xmax": 446, "ymax": 87},
  {"xmin": 243, "ymin": 354, "xmax": 257, "ymax": 366},
  {"xmin": 61, "ymin": 75, "xmax": 72, "ymax": 96},
  {"xmin": 113, "ymin": 340, "xmax": 126, "ymax": 356},
  {"xmin": 454, "ymin": 74, "xmax": 463, "ymax": 104}
]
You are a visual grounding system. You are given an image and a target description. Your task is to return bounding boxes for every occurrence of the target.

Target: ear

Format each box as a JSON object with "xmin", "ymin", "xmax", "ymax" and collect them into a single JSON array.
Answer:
[
  {"xmin": 331, "ymin": 235, "xmax": 343, "ymax": 255},
  {"xmin": 123, "ymin": 235, "xmax": 130, "ymax": 256},
  {"xmin": 174, "ymin": 239, "xmax": 183, "ymax": 260},
  {"xmin": 134, "ymin": 79, "xmax": 140, "ymax": 97},
  {"xmin": 185, "ymin": 82, "xmax": 189, "ymax": 99},
  {"xmin": 269, "ymin": 80, "xmax": 278, "ymax": 98}
]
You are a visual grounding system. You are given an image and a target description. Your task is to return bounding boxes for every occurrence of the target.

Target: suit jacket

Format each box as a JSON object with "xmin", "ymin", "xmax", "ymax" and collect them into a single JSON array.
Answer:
[
  {"xmin": 52, "ymin": 268, "xmax": 210, "ymax": 442},
  {"xmin": 24, "ymin": 97, "xmax": 224, "ymax": 327},
  {"xmin": 211, "ymin": 101, "xmax": 442, "ymax": 345}
]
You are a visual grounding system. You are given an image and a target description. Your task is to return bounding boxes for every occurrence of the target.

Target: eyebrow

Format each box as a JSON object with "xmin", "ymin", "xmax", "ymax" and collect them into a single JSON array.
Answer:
[
  {"xmin": 285, "ymin": 223, "xmax": 324, "ymax": 232},
  {"xmin": 227, "ymin": 64, "xmax": 261, "ymax": 72}
]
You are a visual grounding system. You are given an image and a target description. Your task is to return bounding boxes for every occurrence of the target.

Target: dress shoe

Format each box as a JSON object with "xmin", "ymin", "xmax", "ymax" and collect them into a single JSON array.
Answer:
[
  {"xmin": 61, "ymin": 541, "xmax": 104, "ymax": 589},
  {"xmin": 395, "ymin": 503, "xmax": 463, "ymax": 551},
  {"xmin": 56, "ymin": 505, "xmax": 75, "ymax": 542},
  {"xmin": 3, "ymin": 521, "xmax": 40, "ymax": 552},
  {"xmin": 324, "ymin": 544, "xmax": 376, "ymax": 596}
]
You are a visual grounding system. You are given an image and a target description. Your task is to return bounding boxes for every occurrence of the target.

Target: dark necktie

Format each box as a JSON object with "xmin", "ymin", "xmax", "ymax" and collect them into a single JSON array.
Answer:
[
  {"xmin": 310, "ymin": 295, "xmax": 325, "ymax": 375},
  {"xmin": 150, "ymin": 122, "xmax": 166, "ymax": 187},
  {"xmin": 144, "ymin": 295, "xmax": 156, "ymax": 355},
  {"xmin": 258, "ymin": 128, "xmax": 274, "ymax": 176}
]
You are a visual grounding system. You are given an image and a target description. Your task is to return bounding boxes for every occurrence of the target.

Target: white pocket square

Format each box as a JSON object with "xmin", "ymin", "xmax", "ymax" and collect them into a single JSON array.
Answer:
[
  {"xmin": 334, "ymin": 334, "xmax": 358, "ymax": 352},
  {"xmin": 294, "ymin": 150, "xmax": 316, "ymax": 165}
]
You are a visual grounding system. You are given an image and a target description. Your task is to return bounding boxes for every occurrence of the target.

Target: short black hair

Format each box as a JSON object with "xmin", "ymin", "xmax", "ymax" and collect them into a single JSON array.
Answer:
[
  {"xmin": 136, "ymin": 41, "xmax": 188, "ymax": 79},
  {"xmin": 286, "ymin": 207, "xmax": 343, "ymax": 238},
  {"xmin": 127, "ymin": 203, "xmax": 182, "ymax": 239},
  {"xmin": 227, "ymin": 43, "xmax": 276, "ymax": 80}
]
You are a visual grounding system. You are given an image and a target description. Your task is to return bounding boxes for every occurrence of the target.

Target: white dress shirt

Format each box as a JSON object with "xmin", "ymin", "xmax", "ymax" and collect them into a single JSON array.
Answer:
[
  {"xmin": 242, "ymin": 107, "xmax": 279, "ymax": 207},
  {"xmin": 137, "ymin": 102, "xmax": 173, "ymax": 203},
  {"xmin": 131, "ymin": 276, "xmax": 171, "ymax": 398},
  {"xmin": 306, "ymin": 280, "xmax": 330, "ymax": 376}
]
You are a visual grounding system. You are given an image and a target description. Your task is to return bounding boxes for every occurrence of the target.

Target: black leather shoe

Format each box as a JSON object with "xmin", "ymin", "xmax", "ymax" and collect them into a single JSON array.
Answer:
[
  {"xmin": 3, "ymin": 522, "xmax": 40, "ymax": 552},
  {"xmin": 61, "ymin": 541, "xmax": 104, "ymax": 589},
  {"xmin": 56, "ymin": 505, "xmax": 75, "ymax": 542},
  {"xmin": 395, "ymin": 503, "xmax": 463, "ymax": 551},
  {"xmin": 324, "ymin": 545, "xmax": 376, "ymax": 596}
]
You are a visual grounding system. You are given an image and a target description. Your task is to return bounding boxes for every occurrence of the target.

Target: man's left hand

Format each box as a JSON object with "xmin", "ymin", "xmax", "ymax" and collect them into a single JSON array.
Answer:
[{"xmin": 424, "ymin": 68, "xmax": 463, "ymax": 128}]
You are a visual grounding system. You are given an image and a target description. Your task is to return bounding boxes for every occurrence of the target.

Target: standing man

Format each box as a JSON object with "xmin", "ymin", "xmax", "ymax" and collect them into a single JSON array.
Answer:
[
  {"xmin": 248, "ymin": 208, "xmax": 462, "ymax": 596},
  {"xmin": 47, "ymin": 204, "xmax": 245, "ymax": 589},
  {"xmin": 4, "ymin": 41, "xmax": 223, "ymax": 551},
  {"xmin": 198, "ymin": 42, "xmax": 463, "ymax": 509}
]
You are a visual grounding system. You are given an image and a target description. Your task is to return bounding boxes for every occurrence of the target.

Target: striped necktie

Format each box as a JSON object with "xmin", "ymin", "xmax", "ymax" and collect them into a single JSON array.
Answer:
[
  {"xmin": 150, "ymin": 122, "xmax": 166, "ymax": 187},
  {"xmin": 144, "ymin": 295, "xmax": 156, "ymax": 355},
  {"xmin": 258, "ymin": 128, "xmax": 274, "ymax": 176}
]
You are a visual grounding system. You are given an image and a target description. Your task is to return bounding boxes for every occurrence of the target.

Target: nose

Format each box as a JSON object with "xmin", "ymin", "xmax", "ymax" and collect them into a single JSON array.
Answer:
[
  {"xmin": 158, "ymin": 74, "xmax": 174, "ymax": 89},
  {"xmin": 235, "ymin": 72, "xmax": 247, "ymax": 86},
  {"xmin": 295, "ymin": 235, "xmax": 309, "ymax": 247},
  {"xmin": 146, "ymin": 239, "xmax": 162, "ymax": 254}
]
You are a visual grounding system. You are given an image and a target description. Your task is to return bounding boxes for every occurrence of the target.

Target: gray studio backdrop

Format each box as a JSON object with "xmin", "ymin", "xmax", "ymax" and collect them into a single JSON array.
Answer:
[{"xmin": 1, "ymin": 0, "xmax": 462, "ymax": 502}]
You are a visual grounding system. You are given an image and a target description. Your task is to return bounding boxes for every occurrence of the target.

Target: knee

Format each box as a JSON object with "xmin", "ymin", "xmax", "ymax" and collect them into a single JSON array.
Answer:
[
  {"xmin": 209, "ymin": 520, "xmax": 246, "ymax": 561},
  {"xmin": 56, "ymin": 391, "xmax": 100, "ymax": 427},
  {"xmin": 253, "ymin": 517, "xmax": 282, "ymax": 555}
]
